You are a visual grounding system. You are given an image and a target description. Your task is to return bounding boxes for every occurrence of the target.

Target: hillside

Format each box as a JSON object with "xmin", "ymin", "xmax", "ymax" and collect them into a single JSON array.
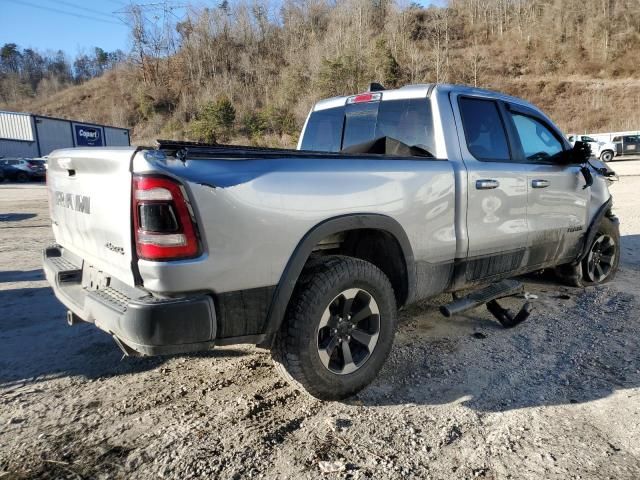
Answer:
[
  {"xmin": 2, "ymin": 0, "xmax": 640, "ymax": 146},
  {"xmin": 4, "ymin": 68, "xmax": 136, "ymax": 129}
]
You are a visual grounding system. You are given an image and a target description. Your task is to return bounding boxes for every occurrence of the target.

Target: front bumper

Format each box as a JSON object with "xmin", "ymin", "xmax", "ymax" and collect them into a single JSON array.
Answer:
[{"xmin": 43, "ymin": 245, "xmax": 217, "ymax": 356}]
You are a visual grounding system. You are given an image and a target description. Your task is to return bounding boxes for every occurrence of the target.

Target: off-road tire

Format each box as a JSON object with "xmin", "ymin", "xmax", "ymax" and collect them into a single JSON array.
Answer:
[
  {"xmin": 555, "ymin": 216, "xmax": 620, "ymax": 287},
  {"xmin": 600, "ymin": 150, "xmax": 614, "ymax": 162},
  {"xmin": 272, "ymin": 255, "xmax": 397, "ymax": 400}
]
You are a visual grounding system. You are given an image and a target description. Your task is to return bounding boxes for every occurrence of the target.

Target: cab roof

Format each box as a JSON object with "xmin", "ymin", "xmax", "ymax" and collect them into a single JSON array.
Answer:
[{"xmin": 313, "ymin": 83, "xmax": 536, "ymax": 112}]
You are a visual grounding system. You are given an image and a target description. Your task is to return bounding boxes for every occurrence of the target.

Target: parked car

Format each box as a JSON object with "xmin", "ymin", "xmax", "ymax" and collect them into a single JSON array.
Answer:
[
  {"xmin": 567, "ymin": 134, "xmax": 616, "ymax": 162},
  {"xmin": 43, "ymin": 83, "xmax": 619, "ymax": 400},
  {"xmin": 612, "ymin": 134, "xmax": 640, "ymax": 157},
  {"xmin": 0, "ymin": 158, "xmax": 47, "ymax": 182}
]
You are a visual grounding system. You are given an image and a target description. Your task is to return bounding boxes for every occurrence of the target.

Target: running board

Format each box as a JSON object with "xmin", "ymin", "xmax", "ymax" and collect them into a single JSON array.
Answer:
[
  {"xmin": 440, "ymin": 279, "xmax": 532, "ymax": 328},
  {"xmin": 440, "ymin": 280, "xmax": 523, "ymax": 317}
]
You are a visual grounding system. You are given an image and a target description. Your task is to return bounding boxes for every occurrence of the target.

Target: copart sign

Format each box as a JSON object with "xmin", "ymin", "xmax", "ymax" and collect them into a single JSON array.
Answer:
[{"xmin": 74, "ymin": 125, "xmax": 104, "ymax": 147}]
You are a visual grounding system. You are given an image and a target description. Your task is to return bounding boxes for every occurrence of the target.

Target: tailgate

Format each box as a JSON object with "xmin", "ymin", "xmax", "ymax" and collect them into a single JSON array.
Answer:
[{"xmin": 47, "ymin": 148, "xmax": 137, "ymax": 286}]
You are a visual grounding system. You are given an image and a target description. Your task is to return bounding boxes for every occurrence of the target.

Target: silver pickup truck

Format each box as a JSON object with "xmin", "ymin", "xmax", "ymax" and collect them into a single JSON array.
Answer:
[{"xmin": 43, "ymin": 83, "xmax": 619, "ymax": 399}]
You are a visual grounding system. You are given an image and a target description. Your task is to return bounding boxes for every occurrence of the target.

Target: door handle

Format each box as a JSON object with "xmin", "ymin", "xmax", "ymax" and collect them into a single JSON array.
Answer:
[
  {"xmin": 476, "ymin": 179, "xmax": 499, "ymax": 190},
  {"xmin": 531, "ymin": 179, "xmax": 550, "ymax": 189}
]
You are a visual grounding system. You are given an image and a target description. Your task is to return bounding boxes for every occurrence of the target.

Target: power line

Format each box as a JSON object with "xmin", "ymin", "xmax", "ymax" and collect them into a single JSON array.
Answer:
[
  {"xmin": 7, "ymin": 0, "xmax": 124, "ymax": 26},
  {"xmin": 114, "ymin": 1, "xmax": 188, "ymax": 12},
  {"xmin": 114, "ymin": 1, "xmax": 188, "ymax": 27},
  {"xmin": 42, "ymin": 0, "xmax": 119, "ymax": 20}
]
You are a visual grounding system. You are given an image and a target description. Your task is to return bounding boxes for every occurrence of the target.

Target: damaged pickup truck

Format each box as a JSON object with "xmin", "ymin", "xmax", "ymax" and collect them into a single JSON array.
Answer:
[{"xmin": 43, "ymin": 84, "xmax": 619, "ymax": 399}]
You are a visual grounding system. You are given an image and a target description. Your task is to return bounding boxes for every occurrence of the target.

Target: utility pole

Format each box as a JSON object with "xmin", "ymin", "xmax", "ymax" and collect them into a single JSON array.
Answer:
[{"xmin": 113, "ymin": 1, "xmax": 187, "ymax": 84}]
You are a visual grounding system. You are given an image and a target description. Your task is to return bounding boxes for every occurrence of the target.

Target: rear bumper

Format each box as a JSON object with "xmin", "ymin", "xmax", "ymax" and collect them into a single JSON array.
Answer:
[{"xmin": 43, "ymin": 245, "xmax": 217, "ymax": 356}]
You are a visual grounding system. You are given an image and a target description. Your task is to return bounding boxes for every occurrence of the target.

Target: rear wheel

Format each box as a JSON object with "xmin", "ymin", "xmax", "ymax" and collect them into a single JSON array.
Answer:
[
  {"xmin": 272, "ymin": 256, "xmax": 397, "ymax": 400},
  {"xmin": 600, "ymin": 150, "xmax": 614, "ymax": 162},
  {"xmin": 16, "ymin": 172, "xmax": 29, "ymax": 182}
]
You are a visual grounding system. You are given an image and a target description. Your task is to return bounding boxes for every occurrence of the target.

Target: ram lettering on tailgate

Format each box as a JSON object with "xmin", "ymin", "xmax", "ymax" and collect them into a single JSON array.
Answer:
[{"xmin": 55, "ymin": 191, "xmax": 91, "ymax": 214}]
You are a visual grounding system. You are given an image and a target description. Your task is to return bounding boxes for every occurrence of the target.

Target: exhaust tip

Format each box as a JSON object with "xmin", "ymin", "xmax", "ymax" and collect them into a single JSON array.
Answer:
[{"xmin": 66, "ymin": 310, "xmax": 81, "ymax": 326}]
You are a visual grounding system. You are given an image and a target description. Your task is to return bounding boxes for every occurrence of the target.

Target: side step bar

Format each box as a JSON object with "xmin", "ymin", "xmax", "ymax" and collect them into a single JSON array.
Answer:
[
  {"xmin": 440, "ymin": 279, "xmax": 523, "ymax": 317},
  {"xmin": 440, "ymin": 279, "xmax": 532, "ymax": 328}
]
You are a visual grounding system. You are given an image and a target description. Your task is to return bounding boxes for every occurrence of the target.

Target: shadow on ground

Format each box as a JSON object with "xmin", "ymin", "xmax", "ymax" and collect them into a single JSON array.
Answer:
[
  {"xmin": 0, "ymin": 286, "xmax": 246, "ymax": 388},
  {"xmin": 0, "ymin": 213, "xmax": 37, "ymax": 222},
  {"xmin": 0, "ymin": 269, "xmax": 44, "ymax": 283}
]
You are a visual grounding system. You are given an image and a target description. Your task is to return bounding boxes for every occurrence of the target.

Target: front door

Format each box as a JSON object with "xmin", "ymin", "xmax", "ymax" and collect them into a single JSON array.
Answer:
[{"xmin": 504, "ymin": 105, "xmax": 589, "ymax": 266}]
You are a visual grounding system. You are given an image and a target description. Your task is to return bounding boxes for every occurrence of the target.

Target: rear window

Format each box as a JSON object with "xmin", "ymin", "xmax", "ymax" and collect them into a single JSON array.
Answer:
[
  {"xmin": 300, "ymin": 98, "xmax": 435, "ymax": 155},
  {"xmin": 343, "ymin": 102, "xmax": 378, "ymax": 149}
]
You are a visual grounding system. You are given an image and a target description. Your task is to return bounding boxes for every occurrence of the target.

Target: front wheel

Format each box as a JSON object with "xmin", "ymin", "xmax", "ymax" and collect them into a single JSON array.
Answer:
[
  {"xmin": 272, "ymin": 256, "xmax": 397, "ymax": 400},
  {"xmin": 582, "ymin": 229, "xmax": 618, "ymax": 284},
  {"xmin": 556, "ymin": 217, "xmax": 620, "ymax": 287},
  {"xmin": 600, "ymin": 150, "xmax": 614, "ymax": 162}
]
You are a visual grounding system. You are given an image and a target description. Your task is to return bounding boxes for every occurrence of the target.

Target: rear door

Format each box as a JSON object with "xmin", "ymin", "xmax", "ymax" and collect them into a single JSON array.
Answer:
[
  {"xmin": 505, "ymin": 105, "xmax": 589, "ymax": 266},
  {"xmin": 452, "ymin": 94, "xmax": 529, "ymax": 281},
  {"xmin": 47, "ymin": 148, "xmax": 137, "ymax": 286}
]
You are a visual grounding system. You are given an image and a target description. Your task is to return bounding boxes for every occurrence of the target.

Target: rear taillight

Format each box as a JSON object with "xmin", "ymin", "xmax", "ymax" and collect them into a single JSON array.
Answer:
[{"xmin": 132, "ymin": 175, "xmax": 200, "ymax": 260}]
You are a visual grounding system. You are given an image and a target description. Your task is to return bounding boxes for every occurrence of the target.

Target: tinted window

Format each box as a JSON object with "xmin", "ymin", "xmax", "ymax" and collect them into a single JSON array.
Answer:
[
  {"xmin": 511, "ymin": 113, "xmax": 563, "ymax": 162},
  {"xmin": 299, "ymin": 106, "xmax": 345, "ymax": 152},
  {"xmin": 301, "ymin": 98, "xmax": 435, "ymax": 155},
  {"xmin": 613, "ymin": 136, "xmax": 621, "ymax": 142},
  {"xmin": 342, "ymin": 102, "xmax": 378, "ymax": 150},
  {"xmin": 582, "ymin": 136, "xmax": 596, "ymax": 142},
  {"xmin": 458, "ymin": 97, "xmax": 510, "ymax": 161},
  {"xmin": 375, "ymin": 99, "xmax": 434, "ymax": 153}
]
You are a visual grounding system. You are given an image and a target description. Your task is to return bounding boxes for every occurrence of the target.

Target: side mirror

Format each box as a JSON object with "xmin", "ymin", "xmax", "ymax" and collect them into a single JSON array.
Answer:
[{"xmin": 564, "ymin": 140, "xmax": 591, "ymax": 164}]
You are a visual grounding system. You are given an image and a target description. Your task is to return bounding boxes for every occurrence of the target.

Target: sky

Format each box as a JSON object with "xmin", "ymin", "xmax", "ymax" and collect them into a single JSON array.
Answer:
[
  {"xmin": 0, "ymin": 0, "xmax": 440, "ymax": 57},
  {"xmin": 1, "ymin": 0, "xmax": 133, "ymax": 55}
]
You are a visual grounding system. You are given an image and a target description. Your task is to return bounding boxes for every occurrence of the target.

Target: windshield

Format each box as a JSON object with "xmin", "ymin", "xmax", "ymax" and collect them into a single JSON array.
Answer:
[{"xmin": 300, "ymin": 98, "xmax": 435, "ymax": 155}]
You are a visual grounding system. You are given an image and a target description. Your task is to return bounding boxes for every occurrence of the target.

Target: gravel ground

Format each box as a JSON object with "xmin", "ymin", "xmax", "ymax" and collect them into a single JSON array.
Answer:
[{"xmin": 1, "ymin": 172, "xmax": 640, "ymax": 479}]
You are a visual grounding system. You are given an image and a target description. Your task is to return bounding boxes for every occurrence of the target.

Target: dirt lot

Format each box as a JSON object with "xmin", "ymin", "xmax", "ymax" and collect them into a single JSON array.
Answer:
[{"xmin": 1, "ymin": 167, "xmax": 640, "ymax": 479}]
